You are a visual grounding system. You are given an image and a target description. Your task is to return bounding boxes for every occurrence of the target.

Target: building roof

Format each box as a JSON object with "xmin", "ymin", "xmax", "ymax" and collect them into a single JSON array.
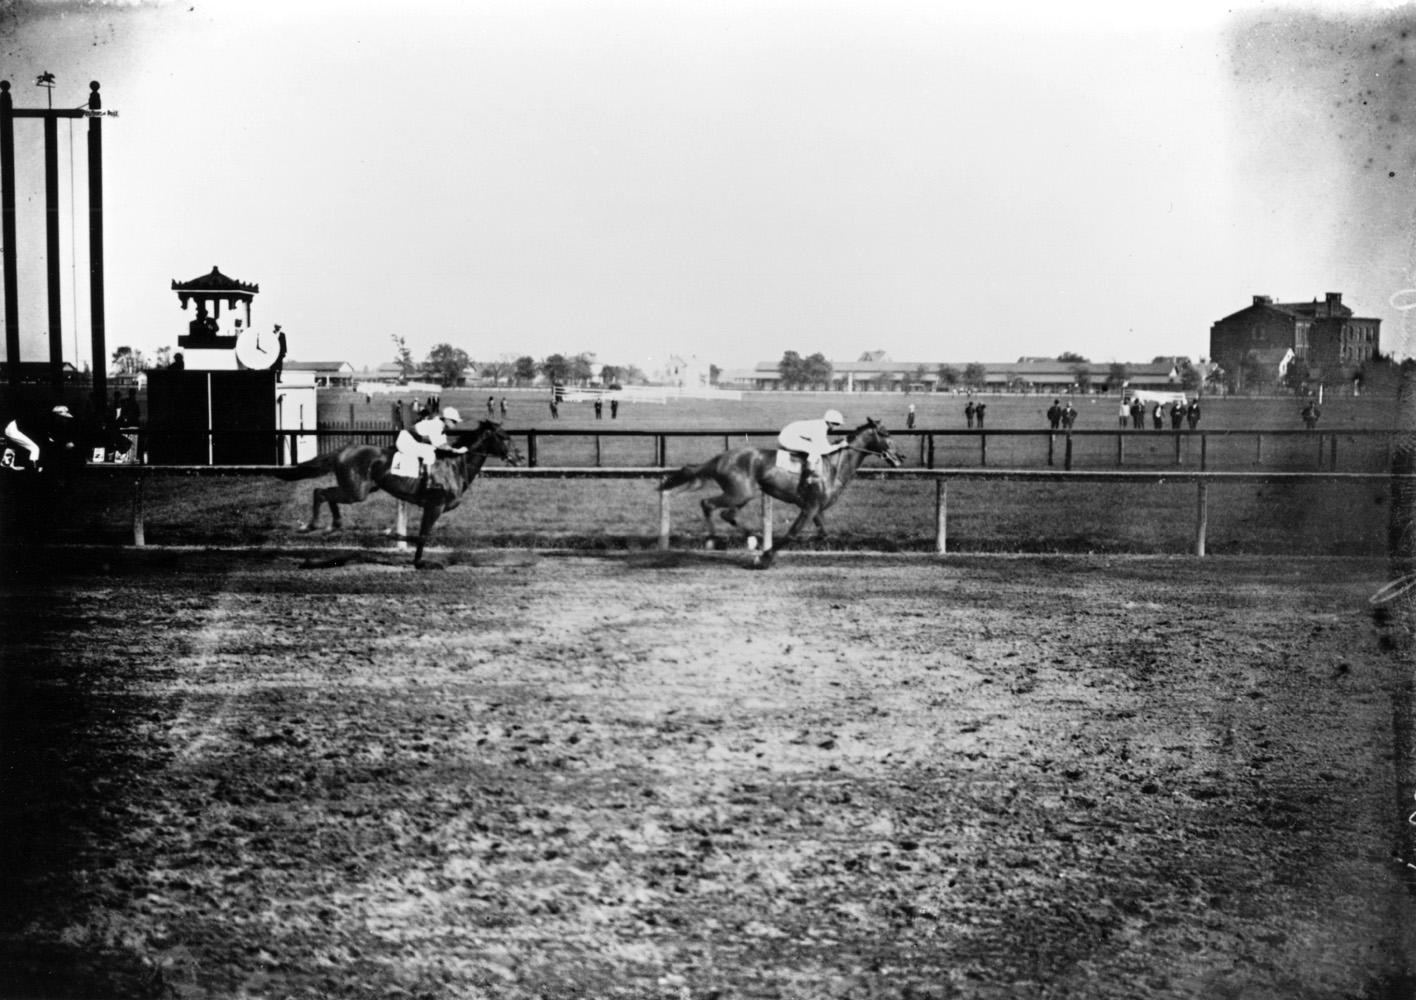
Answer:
[
  {"xmin": 284, "ymin": 361, "xmax": 355, "ymax": 373},
  {"xmin": 171, "ymin": 266, "xmax": 259, "ymax": 310}
]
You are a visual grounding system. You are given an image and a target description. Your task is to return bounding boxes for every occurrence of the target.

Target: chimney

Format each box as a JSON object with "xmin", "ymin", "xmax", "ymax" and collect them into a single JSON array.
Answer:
[
  {"xmin": 1253, "ymin": 295, "xmax": 1272, "ymax": 306},
  {"xmin": 1325, "ymin": 292, "xmax": 1342, "ymax": 314}
]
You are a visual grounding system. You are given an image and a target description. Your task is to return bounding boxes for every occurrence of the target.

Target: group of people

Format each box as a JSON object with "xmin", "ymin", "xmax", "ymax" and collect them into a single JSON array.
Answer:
[
  {"xmin": 1045, "ymin": 399, "xmax": 1079, "ymax": 430},
  {"xmin": 1119, "ymin": 397, "xmax": 1200, "ymax": 431}
]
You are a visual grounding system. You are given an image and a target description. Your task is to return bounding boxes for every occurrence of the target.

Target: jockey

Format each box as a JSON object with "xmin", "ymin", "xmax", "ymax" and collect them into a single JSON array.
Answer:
[
  {"xmin": 3, "ymin": 404, "xmax": 74, "ymax": 472},
  {"xmin": 777, "ymin": 409, "xmax": 849, "ymax": 491},
  {"xmin": 396, "ymin": 406, "xmax": 466, "ymax": 488}
]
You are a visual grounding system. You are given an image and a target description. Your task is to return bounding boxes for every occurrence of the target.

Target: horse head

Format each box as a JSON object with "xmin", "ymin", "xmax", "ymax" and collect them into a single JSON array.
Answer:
[
  {"xmin": 851, "ymin": 418, "xmax": 905, "ymax": 467},
  {"xmin": 455, "ymin": 419, "xmax": 523, "ymax": 466}
]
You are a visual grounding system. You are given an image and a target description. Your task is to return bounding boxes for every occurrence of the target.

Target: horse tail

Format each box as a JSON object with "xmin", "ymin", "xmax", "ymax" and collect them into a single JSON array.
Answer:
[
  {"xmin": 658, "ymin": 460, "xmax": 714, "ymax": 493},
  {"xmin": 274, "ymin": 450, "xmax": 342, "ymax": 481}
]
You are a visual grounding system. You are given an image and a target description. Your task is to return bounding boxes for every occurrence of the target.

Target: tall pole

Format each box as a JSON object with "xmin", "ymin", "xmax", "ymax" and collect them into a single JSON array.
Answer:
[
  {"xmin": 88, "ymin": 82, "xmax": 106, "ymax": 406},
  {"xmin": 44, "ymin": 105, "xmax": 62, "ymax": 396},
  {"xmin": 1, "ymin": 81, "xmax": 17, "ymax": 393}
]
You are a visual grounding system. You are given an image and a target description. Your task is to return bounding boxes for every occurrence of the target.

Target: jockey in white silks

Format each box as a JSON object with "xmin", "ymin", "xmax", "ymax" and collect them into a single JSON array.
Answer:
[
  {"xmin": 777, "ymin": 409, "xmax": 848, "ymax": 490},
  {"xmin": 396, "ymin": 406, "xmax": 465, "ymax": 486},
  {"xmin": 3, "ymin": 404, "xmax": 73, "ymax": 471}
]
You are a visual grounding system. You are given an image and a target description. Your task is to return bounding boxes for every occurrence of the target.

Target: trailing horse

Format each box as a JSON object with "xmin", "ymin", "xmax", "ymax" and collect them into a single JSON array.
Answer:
[
  {"xmin": 0, "ymin": 407, "xmax": 132, "ymax": 544},
  {"xmin": 276, "ymin": 419, "xmax": 522, "ymax": 568},
  {"xmin": 658, "ymin": 417, "xmax": 904, "ymax": 568}
]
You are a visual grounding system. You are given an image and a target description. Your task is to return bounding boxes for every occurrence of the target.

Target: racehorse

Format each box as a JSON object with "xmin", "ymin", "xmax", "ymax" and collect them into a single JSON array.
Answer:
[
  {"xmin": 657, "ymin": 417, "xmax": 904, "ymax": 568},
  {"xmin": 276, "ymin": 419, "xmax": 522, "ymax": 568}
]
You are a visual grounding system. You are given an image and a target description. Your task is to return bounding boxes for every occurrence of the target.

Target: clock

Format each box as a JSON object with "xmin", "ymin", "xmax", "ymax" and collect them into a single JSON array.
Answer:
[{"xmin": 235, "ymin": 326, "xmax": 274, "ymax": 369}]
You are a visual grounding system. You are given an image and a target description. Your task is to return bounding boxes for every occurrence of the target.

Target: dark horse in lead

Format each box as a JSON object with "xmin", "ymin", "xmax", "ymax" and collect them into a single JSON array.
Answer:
[
  {"xmin": 277, "ymin": 419, "xmax": 522, "ymax": 567},
  {"xmin": 658, "ymin": 417, "xmax": 904, "ymax": 568}
]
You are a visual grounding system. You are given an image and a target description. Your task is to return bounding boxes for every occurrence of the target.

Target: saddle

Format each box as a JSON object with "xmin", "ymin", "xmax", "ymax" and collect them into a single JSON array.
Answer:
[
  {"xmin": 774, "ymin": 450, "xmax": 806, "ymax": 474},
  {"xmin": 389, "ymin": 450, "xmax": 421, "ymax": 478}
]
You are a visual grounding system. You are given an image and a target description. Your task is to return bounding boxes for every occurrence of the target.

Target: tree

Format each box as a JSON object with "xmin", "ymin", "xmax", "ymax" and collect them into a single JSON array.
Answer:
[
  {"xmin": 392, "ymin": 335, "xmax": 416, "ymax": 382},
  {"xmin": 513, "ymin": 355, "xmax": 538, "ymax": 386},
  {"xmin": 571, "ymin": 353, "xmax": 595, "ymax": 385},
  {"xmin": 1179, "ymin": 360, "xmax": 1202, "ymax": 393},
  {"xmin": 541, "ymin": 353, "xmax": 572, "ymax": 386},
  {"xmin": 962, "ymin": 362, "xmax": 987, "ymax": 390},
  {"xmin": 110, "ymin": 346, "xmax": 147, "ymax": 375},
  {"xmin": 803, "ymin": 352, "xmax": 833, "ymax": 389},
  {"xmin": 911, "ymin": 364, "xmax": 930, "ymax": 392},
  {"xmin": 778, "ymin": 350, "xmax": 804, "ymax": 389},
  {"xmin": 709, "ymin": 364, "xmax": 722, "ymax": 386},
  {"xmin": 600, "ymin": 364, "xmax": 624, "ymax": 387},
  {"xmin": 1107, "ymin": 362, "xmax": 1129, "ymax": 392},
  {"xmin": 1057, "ymin": 351, "xmax": 1089, "ymax": 363},
  {"xmin": 479, "ymin": 353, "xmax": 517, "ymax": 387},
  {"xmin": 154, "ymin": 346, "xmax": 172, "ymax": 369},
  {"xmin": 422, "ymin": 343, "xmax": 472, "ymax": 387},
  {"xmin": 935, "ymin": 364, "xmax": 960, "ymax": 391},
  {"xmin": 1071, "ymin": 364, "xmax": 1093, "ymax": 394}
]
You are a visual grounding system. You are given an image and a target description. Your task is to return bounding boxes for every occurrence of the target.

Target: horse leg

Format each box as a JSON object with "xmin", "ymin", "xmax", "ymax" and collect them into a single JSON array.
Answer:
[
  {"xmin": 812, "ymin": 511, "xmax": 829, "ymax": 541},
  {"xmin": 412, "ymin": 505, "xmax": 445, "ymax": 569},
  {"xmin": 700, "ymin": 490, "xmax": 754, "ymax": 545},
  {"xmin": 298, "ymin": 487, "xmax": 332, "ymax": 532},
  {"xmin": 753, "ymin": 503, "xmax": 818, "ymax": 569}
]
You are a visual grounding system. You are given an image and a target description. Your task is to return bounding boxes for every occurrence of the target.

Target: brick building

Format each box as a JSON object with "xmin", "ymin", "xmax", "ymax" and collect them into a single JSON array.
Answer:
[{"xmin": 1209, "ymin": 293, "xmax": 1381, "ymax": 376}]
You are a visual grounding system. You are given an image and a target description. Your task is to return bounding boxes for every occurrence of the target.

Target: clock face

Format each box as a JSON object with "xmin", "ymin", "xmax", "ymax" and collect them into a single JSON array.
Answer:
[{"xmin": 234, "ymin": 327, "xmax": 274, "ymax": 370}]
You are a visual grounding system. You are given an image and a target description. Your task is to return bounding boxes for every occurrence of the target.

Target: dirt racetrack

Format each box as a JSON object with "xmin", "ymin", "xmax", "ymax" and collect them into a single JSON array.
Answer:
[{"xmin": 2, "ymin": 547, "xmax": 1415, "ymax": 1000}]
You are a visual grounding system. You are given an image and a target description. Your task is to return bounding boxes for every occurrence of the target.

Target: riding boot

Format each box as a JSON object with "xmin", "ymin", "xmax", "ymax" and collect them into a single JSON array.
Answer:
[{"xmin": 418, "ymin": 462, "xmax": 430, "ymax": 495}]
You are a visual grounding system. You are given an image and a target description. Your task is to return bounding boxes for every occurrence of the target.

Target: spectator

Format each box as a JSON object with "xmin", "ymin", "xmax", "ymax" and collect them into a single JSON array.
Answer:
[
  {"xmin": 272, "ymin": 325, "xmax": 287, "ymax": 379},
  {"xmin": 1118, "ymin": 397, "xmax": 1130, "ymax": 429},
  {"xmin": 610, "ymin": 397, "xmax": 619, "ymax": 419},
  {"xmin": 1129, "ymin": 398, "xmax": 1144, "ymax": 429},
  {"xmin": 1169, "ymin": 401, "xmax": 1185, "ymax": 430},
  {"xmin": 1062, "ymin": 402, "xmax": 1077, "ymax": 429},
  {"xmin": 906, "ymin": 404, "xmax": 916, "ymax": 430},
  {"xmin": 1047, "ymin": 399, "xmax": 1062, "ymax": 430},
  {"xmin": 975, "ymin": 402, "xmax": 987, "ymax": 428},
  {"xmin": 117, "ymin": 388, "xmax": 141, "ymax": 427},
  {"xmin": 487, "ymin": 396, "xmax": 495, "ymax": 417},
  {"xmin": 549, "ymin": 398, "xmax": 559, "ymax": 420},
  {"xmin": 964, "ymin": 401, "xmax": 976, "ymax": 428},
  {"xmin": 499, "ymin": 397, "xmax": 508, "ymax": 420},
  {"xmin": 170, "ymin": 352, "xmax": 185, "ymax": 371},
  {"xmin": 1151, "ymin": 402, "xmax": 1164, "ymax": 430},
  {"xmin": 594, "ymin": 397, "xmax": 603, "ymax": 420},
  {"xmin": 1186, "ymin": 399, "xmax": 1201, "ymax": 430},
  {"xmin": 1301, "ymin": 401, "xmax": 1322, "ymax": 430}
]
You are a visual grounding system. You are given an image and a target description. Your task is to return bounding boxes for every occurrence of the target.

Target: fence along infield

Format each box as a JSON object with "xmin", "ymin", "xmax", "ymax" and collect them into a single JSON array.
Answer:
[{"xmin": 76, "ymin": 463, "xmax": 1414, "ymax": 558}]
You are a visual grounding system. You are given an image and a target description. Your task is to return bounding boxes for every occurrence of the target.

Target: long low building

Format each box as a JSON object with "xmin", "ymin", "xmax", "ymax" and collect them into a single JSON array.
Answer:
[{"xmin": 729, "ymin": 356, "xmax": 1199, "ymax": 394}]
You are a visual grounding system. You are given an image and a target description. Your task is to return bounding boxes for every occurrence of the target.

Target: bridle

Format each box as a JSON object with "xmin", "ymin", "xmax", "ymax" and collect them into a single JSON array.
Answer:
[{"xmin": 843, "ymin": 425, "xmax": 903, "ymax": 467}]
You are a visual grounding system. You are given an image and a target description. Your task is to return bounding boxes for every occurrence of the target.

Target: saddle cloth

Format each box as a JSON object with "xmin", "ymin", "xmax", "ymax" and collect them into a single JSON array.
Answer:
[
  {"xmin": 774, "ymin": 450, "xmax": 804, "ymax": 474},
  {"xmin": 389, "ymin": 451, "xmax": 421, "ymax": 478}
]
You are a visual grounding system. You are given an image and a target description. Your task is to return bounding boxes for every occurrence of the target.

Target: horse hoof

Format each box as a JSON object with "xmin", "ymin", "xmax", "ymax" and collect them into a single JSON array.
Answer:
[{"xmin": 295, "ymin": 523, "xmax": 316, "ymax": 534}]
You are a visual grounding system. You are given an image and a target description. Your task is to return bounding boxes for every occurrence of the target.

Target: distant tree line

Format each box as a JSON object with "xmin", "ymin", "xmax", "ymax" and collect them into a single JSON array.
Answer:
[{"xmin": 394, "ymin": 337, "xmax": 648, "ymax": 389}]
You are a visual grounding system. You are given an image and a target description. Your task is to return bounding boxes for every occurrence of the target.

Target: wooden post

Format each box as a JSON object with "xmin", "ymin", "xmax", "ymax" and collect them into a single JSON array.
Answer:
[
  {"xmin": 1064, "ymin": 433, "xmax": 1073, "ymax": 471},
  {"xmin": 1195, "ymin": 480, "xmax": 1209, "ymax": 557},
  {"xmin": 926, "ymin": 433, "xmax": 935, "ymax": 469},
  {"xmin": 527, "ymin": 430, "xmax": 538, "ymax": 468},
  {"xmin": 658, "ymin": 489, "xmax": 671, "ymax": 550},
  {"xmin": 1329, "ymin": 434, "xmax": 1338, "ymax": 471},
  {"xmin": 935, "ymin": 478, "xmax": 947, "ymax": 554},
  {"xmin": 1256, "ymin": 434, "xmax": 1263, "ymax": 465},
  {"xmin": 761, "ymin": 495, "xmax": 773, "ymax": 549},
  {"xmin": 594, "ymin": 434, "xmax": 602, "ymax": 467},
  {"xmin": 395, "ymin": 502, "xmax": 408, "ymax": 551},
  {"xmin": 131, "ymin": 475, "xmax": 145, "ymax": 547},
  {"xmin": 1174, "ymin": 432, "xmax": 1182, "ymax": 465},
  {"xmin": 1117, "ymin": 432, "xmax": 1124, "ymax": 467},
  {"xmin": 980, "ymin": 432, "xmax": 987, "ymax": 467},
  {"xmin": 1047, "ymin": 434, "xmax": 1054, "ymax": 467},
  {"xmin": 1200, "ymin": 433, "xmax": 1207, "ymax": 472}
]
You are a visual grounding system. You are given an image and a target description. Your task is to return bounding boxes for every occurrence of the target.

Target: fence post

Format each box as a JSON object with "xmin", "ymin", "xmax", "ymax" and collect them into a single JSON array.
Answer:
[
  {"xmin": 658, "ymin": 489, "xmax": 671, "ymax": 550},
  {"xmin": 927, "ymin": 433, "xmax": 935, "ymax": 469},
  {"xmin": 1200, "ymin": 433, "xmax": 1207, "ymax": 471},
  {"xmin": 527, "ymin": 430, "xmax": 538, "ymax": 468},
  {"xmin": 395, "ymin": 502, "xmax": 408, "ymax": 551},
  {"xmin": 935, "ymin": 478, "xmax": 947, "ymax": 554},
  {"xmin": 980, "ymin": 432, "xmax": 987, "ymax": 467},
  {"xmin": 1195, "ymin": 480, "xmax": 1209, "ymax": 557},
  {"xmin": 1256, "ymin": 434, "xmax": 1263, "ymax": 465},
  {"xmin": 1064, "ymin": 433, "xmax": 1073, "ymax": 471},
  {"xmin": 1174, "ymin": 432, "xmax": 1182, "ymax": 466},
  {"xmin": 1047, "ymin": 434, "xmax": 1054, "ymax": 467},
  {"xmin": 594, "ymin": 434, "xmax": 602, "ymax": 468},
  {"xmin": 1117, "ymin": 432, "xmax": 1124, "ymax": 468},
  {"xmin": 131, "ymin": 474, "xmax": 145, "ymax": 547},
  {"xmin": 1330, "ymin": 434, "xmax": 1338, "ymax": 471}
]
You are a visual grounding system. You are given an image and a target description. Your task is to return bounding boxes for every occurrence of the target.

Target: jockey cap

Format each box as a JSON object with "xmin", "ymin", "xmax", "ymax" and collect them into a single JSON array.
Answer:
[
  {"xmin": 441, "ymin": 407, "xmax": 462, "ymax": 425},
  {"xmin": 823, "ymin": 409, "xmax": 844, "ymax": 427},
  {"xmin": 52, "ymin": 404, "xmax": 73, "ymax": 418}
]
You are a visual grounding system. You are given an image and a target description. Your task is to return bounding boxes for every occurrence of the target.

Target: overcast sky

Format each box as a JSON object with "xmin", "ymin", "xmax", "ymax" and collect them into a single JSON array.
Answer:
[{"xmin": 1, "ymin": 0, "xmax": 1413, "ymax": 376}]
